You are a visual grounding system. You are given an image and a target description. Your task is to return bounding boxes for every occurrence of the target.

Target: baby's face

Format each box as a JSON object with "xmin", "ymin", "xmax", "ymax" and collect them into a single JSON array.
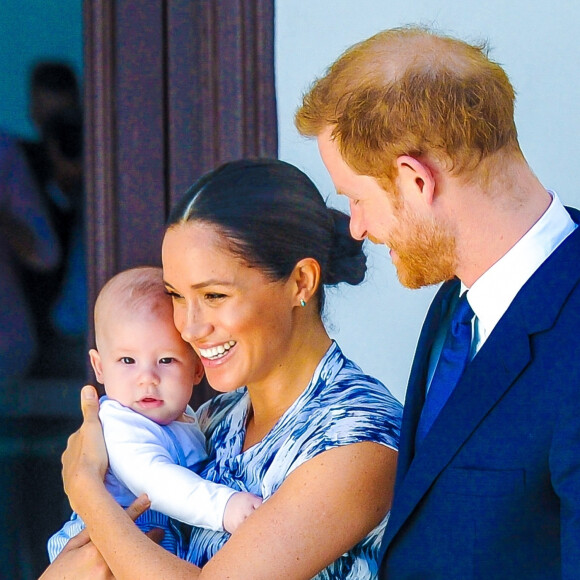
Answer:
[{"xmin": 91, "ymin": 306, "xmax": 202, "ymax": 425}]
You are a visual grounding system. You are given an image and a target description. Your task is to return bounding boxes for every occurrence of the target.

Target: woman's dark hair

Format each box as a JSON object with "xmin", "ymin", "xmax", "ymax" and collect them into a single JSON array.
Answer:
[{"xmin": 168, "ymin": 159, "xmax": 367, "ymax": 313}]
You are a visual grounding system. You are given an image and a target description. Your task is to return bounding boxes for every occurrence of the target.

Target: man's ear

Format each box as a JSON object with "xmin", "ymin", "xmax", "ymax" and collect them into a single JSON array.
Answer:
[
  {"xmin": 89, "ymin": 349, "xmax": 105, "ymax": 384},
  {"xmin": 291, "ymin": 257, "xmax": 321, "ymax": 308},
  {"xmin": 396, "ymin": 155, "xmax": 436, "ymax": 205}
]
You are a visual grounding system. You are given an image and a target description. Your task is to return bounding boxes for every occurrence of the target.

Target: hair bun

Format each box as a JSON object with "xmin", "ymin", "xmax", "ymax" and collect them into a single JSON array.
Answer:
[{"xmin": 325, "ymin": 208, "xmax": 367, "ymax": 286}]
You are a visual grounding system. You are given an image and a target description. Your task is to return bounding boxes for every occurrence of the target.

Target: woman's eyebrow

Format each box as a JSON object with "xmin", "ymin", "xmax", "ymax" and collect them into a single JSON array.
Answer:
[{"xmin": 164, "ymin": 279, "xmax": 234, "ymax": 290}]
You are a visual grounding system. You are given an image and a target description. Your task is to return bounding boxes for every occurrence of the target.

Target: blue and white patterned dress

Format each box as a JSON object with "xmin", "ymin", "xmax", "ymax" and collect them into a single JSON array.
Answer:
[{"xmin": 185, "ymin": 341, "xmax": 403, "ymax": 579}]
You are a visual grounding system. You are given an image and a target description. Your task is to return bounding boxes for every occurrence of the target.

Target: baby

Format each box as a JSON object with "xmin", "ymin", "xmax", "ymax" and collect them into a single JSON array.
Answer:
[{"xmin": 48, "ymin": 266, "xmax": 261, "ymax": 560}]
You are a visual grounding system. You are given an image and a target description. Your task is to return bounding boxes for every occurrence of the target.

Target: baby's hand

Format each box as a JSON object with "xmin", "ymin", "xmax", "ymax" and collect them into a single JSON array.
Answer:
[{"xmin": 223, "ymin": 491, "xmax": 262, "ymax": 534}]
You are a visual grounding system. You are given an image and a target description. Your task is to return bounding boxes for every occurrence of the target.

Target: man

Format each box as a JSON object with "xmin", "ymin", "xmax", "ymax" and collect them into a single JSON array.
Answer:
[{"xmin": 296, "ymin": 26, "xmax": 580, "ymax": 579}]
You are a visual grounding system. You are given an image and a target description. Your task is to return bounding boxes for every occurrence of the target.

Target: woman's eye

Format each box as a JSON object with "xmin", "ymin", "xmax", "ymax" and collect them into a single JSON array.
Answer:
[
  {"xmin": 120, "ymin": 357, "xmax": 135, "ymax": 364},
  {"xmin": 205, "ymin": 292, "xmax": 226, "ymax": 301},
  {"xmin": 165, "ymin": 289, "xmax": 183, "ymax": 301},
  {"xmin": 159, "ymin": 357, "xmax": 174, "ymax": 365}
]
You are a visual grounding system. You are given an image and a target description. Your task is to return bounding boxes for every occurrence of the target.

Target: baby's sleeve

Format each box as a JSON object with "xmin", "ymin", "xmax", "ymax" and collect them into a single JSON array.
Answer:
[{"xmin": 101, "ymin": 401, "xmax": 237, "ymax": 531}]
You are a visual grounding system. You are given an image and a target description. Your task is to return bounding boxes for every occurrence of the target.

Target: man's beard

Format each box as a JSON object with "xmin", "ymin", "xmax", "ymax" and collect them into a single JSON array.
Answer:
[{"xmin": 390, "ymin": 211, "xmax": 457, "ymax": 289}]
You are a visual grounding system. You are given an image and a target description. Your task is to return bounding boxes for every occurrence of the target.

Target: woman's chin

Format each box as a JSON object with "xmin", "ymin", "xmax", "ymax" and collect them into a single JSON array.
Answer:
[{"xmin": 204, "ymin": 368, "xmax": 244, "ymax": 393}]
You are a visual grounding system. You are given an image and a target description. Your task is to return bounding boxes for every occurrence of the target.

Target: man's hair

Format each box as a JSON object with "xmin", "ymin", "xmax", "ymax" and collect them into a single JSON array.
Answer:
[{"xmin": 295, "ymin": 26, "xmax": 522, "ymax": 183}]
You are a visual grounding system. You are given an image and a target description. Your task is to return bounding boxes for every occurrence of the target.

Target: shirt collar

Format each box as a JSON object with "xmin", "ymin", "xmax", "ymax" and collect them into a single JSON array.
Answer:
[{"xmin": 464, "ymin": 190, "xmax": 576, "ymax": 343}]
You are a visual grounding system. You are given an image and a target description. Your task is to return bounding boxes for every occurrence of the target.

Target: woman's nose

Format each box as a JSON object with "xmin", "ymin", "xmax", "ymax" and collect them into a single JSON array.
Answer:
[{"xmin": 178, "ymin": 306, "xmax": 212, "ymax": 346}]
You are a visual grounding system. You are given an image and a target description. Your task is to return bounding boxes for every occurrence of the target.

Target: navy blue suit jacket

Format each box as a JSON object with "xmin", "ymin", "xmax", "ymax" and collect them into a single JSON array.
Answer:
[{"xmin": 380, "ymin": 208, "xmax": 580, "ymax": 579}]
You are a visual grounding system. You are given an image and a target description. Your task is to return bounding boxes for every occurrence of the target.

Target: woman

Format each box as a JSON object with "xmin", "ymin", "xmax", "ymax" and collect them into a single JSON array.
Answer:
[{"xmin": 42, "ymin": 159, "xmax": 402, "ymax": 579}]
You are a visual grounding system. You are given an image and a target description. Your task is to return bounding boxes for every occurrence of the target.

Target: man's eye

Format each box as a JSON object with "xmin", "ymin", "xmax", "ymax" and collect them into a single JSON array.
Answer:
[
  {"xmin": 120, "ymin": 357, "xmax": 135, "ymax": 364},
  {"xmin": 159, "ymin": 357, "xmax": 174, "ymax": 365}
]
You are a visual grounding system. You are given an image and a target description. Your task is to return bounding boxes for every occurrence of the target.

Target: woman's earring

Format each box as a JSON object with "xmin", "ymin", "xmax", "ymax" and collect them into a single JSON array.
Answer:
[{"xmin": 300, "ymin": 299, "xmax": 306, "ymax": 307}]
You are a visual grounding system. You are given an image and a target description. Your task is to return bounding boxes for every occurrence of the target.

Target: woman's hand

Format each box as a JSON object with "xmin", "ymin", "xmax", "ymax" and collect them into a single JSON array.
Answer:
[
  {"xmin": 39, "ymin": 495, "xmax": 161, "ymax": 580},
  {"xmin": 62, "ymin": 385, "xmax": 109, "ymax": 512},
  {"xmin": 40, "ymin": 528, "xmax": 115, "ymax": 580}
]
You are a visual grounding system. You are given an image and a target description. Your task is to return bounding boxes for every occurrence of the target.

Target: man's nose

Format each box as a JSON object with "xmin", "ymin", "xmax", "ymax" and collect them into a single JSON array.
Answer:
[{"xmin": 349, "ymin": 204, "xmax": 368, "ymax": 240}]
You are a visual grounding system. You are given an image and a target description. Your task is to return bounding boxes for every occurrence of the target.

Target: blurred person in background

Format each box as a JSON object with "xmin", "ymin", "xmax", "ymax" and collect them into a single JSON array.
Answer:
[
  {"xmin": 17, "ymin": 61, "xmax": 86, "ymax": 378},
  {"xmin": 0, "ymin": 129, "xmax": 60, "ymax": 385}
]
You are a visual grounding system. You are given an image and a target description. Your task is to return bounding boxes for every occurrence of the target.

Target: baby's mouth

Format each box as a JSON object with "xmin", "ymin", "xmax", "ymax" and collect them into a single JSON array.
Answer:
[{"xmin": 139, "ymin": 397, "xmax": 163, "ymax": 408}]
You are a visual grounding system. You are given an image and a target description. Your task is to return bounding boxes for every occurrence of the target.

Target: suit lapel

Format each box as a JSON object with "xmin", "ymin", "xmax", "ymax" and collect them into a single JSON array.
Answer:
[
  {"xmin": 385, "ymin": 317, "xmax": 532, "ymax": 543},
  {"xmin": 383, "ymin": 215, "xmax": 580, "ymax": 550},
  {"xmin": 395, "ymin": 280, "xmax": 459, "ymax": 478}
]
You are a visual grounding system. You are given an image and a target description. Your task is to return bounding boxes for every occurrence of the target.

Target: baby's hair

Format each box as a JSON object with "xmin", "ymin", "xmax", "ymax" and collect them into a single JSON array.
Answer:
[{"xmin": 93, "ymin": 266, "xmax": 171, "ymax": 348}]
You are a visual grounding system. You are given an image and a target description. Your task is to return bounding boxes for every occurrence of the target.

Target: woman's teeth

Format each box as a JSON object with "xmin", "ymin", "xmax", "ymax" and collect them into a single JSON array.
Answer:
[{"xmin": 200, "ymin": 340, "xmax": 236, "ymax": 360}]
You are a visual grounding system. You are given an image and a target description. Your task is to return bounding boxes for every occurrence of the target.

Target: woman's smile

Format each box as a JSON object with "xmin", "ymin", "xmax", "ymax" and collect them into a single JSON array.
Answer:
[
  {"xmin": 198, "ymin": 340, "xmax": 236, "ymax": 361},
  {"xmin": 162, "ymin": 222, "xmax": 295, "ymax": 393}
]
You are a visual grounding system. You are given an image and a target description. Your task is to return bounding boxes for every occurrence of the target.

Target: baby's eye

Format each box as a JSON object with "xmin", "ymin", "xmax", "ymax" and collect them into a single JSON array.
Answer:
[
  {"xmin": 120, "ymin": 357, "xmax": 135, "ymax": 364},
  {"xmin": 159, "ymin": 357, "xmax": 175, "ymax": 365}
]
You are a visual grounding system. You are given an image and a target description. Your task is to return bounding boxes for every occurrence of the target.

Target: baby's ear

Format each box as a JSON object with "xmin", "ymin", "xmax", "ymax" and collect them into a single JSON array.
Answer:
[
  {"xmin": 192, "ymin": 354, "xmax": 205, "ymax": 385},
  {"xmin": 88, "ymin": 349, "xmax": 105, "ymax": 384}
]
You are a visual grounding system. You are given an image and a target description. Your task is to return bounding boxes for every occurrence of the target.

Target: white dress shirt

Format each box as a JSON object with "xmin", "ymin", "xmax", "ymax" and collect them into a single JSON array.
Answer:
[
  {"xmin": 427, "ymin": 190, "xmax": 576, "ymax": 391},
  {"xmin": 467, "ymin": 190, "xmax": 576, "ymax": 354}
]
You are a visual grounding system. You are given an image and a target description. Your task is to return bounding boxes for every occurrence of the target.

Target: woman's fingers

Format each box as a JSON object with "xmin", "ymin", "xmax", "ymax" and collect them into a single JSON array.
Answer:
[
  {"xmin": 40, "ymin": 533, "xmax": 114, "ymax": 580},
  {"xmin": 125, "ymin": 494, "xmax": 151, "ymax": 521},
  {"xmin": 62, "ymin": 385, "xmax": 108, "ymax": 504},
  {"xmin": 125, "ymin": 495, "xmax": 165, "ymax": 545},
  {"xmin": 64, "ymin": 527, "xmax": 92, "ymax": 550},
  {"xmin": 56, "ymin": 498, "xmax": 157, "ymax": 558},
  {"xmin": 80, "ymin": 384, "xmax": 100, "ymax": 422},
  {"xmin": 145, "ymin": 527, "xmax": 166, "ymax": 545}
]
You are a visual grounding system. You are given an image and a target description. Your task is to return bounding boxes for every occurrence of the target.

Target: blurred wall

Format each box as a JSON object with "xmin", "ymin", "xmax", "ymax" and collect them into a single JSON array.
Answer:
[
  {"xmin": 0, "ymin": 0, "xmax": 82, "ymax": 139},
  {"xmin": 276, "ymin": 0, "xmax": 580, "ymax": 402}
]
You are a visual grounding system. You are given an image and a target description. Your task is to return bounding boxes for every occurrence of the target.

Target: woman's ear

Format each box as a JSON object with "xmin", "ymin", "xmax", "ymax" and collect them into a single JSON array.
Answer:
[
  {"xmin": 89, "ymin": 349, "xmax": 105, "ymax": 384},
  {"xmin": 291, "ymin": 257, "xmax": 321, "ymax": 307},
  {"xmin": 396, "ymin": 155, "xmax": 436, "ymax": 205}
]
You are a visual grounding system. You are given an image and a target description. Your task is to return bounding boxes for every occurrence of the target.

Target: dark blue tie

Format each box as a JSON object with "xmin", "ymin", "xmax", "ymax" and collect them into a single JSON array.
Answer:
[{"xmin": 416, "ymin": 292, "xmax": 474, "ymax": 445}]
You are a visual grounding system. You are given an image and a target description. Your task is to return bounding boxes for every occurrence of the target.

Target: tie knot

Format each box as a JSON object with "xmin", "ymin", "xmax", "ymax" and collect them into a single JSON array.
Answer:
[{"xmin": 450, "ymin": 293, "xmax": 474, "ymax": 336}]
